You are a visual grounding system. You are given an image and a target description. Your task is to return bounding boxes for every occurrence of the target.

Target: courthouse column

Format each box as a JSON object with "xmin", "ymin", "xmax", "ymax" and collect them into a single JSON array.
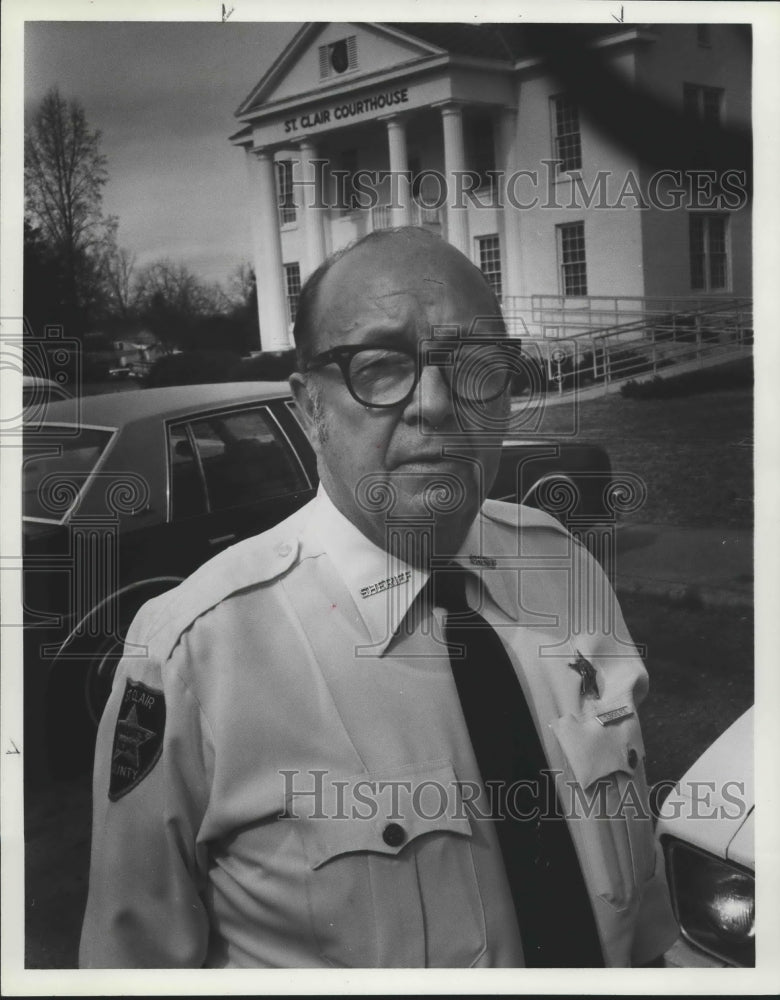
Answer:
[
  {"xmin": 439, "ymin": 104, "xmax": 469, "ymax": 254},
  {"xmin": 384, "ymin": 115, "xmax": 412, "ymax": 228},
  {"xmin": 497, "ymin": 106, "xmax": 524, "ymax": 305},
  {"xmin": 245, "ymin": 148, "xmax": 292, "ymax": 350},
  {"xmin": 295, "ymin": 140, "xmax": 327, "ymax": 279}
]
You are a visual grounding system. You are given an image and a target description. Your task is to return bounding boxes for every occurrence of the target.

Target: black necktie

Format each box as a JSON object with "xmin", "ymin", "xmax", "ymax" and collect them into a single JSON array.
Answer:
[{"xmin": 429, "ymin": 564, "xmax": 603, "ymax": 967}]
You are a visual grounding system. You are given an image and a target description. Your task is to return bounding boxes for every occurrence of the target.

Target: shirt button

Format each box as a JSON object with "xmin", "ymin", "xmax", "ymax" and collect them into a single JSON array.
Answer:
[
  {"xmin": 627, "ymin": 747, "xmax": 639, "ymax": 769},
  {"xmin": 382, "ymin": 822, "xmax": 406, "ymax": 847},
  {"xmin": 277, "ymin": 542, "xmax": 291, "ymax": 557}
]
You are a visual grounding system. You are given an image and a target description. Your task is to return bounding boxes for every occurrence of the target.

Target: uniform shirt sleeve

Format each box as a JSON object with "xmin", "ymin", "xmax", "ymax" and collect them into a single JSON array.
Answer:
[
  {"xmin": 79, "ymin": 599, "xmax": 214, "ymax": 968},
  {"xmin": 631, "ymin": 839, "xmax": 681, "ymax": 965},
  {"xmin": 575, "ymin": 534, "xmax": 681, "ymax": 966}
]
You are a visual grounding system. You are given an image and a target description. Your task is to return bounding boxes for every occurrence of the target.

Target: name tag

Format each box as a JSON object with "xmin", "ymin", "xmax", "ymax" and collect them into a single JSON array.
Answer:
[
  {"xmin": 596, "ymin": 706, "xmax": 634, "ymax": 726},
  {"xmin": 469, "ymin": 555, "xmax": 497, "ymax": 568},
  {"xmin": 360, "ymin": 570, "xmax": 412, "ymax": 599}
]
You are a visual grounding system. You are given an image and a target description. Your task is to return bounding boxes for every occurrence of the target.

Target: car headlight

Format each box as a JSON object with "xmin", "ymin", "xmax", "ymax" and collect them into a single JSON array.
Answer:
[{"xmin": 662, "ymin": 836, "xmax": 754, "ymax": 966}]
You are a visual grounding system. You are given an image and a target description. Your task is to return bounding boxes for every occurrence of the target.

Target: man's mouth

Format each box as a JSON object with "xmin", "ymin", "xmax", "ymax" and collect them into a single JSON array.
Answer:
[
  {"xmin": 391, "ymin": 452, "xmax": 477, "ymax": 476},
  {"xmin": 393, "ymin": 452, "xmax": 451, "ymax": 467}
]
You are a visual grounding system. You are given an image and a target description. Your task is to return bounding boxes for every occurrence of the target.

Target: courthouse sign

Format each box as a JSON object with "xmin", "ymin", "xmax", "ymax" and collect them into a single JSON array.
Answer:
[{"xmin": 284, "ymin": 87, "xmax": 410, "ymax": 133}]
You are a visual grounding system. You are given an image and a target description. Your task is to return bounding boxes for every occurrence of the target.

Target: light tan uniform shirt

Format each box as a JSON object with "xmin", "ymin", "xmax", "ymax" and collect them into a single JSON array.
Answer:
[{"xmin": 79, "ymin": 491, "xmax": 678, "ymax": 968}]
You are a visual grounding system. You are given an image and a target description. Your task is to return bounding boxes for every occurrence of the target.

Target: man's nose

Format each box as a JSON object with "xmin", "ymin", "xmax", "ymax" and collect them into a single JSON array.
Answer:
[{"xmin": 403, "ymin": 364, "xmax": 455, "ymax": 428}]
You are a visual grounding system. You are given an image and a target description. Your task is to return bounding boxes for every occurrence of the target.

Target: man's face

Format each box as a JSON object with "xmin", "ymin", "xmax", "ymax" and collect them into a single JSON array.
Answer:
[{"xmin": 290, "ymin": 233, "xmax": 510, "ymax": 560}]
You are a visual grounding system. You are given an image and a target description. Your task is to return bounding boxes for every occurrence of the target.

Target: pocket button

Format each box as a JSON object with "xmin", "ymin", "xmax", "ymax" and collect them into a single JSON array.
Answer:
[{"xmin": 382, "ymin": 822, "xmax": 406, "ymax": 847}]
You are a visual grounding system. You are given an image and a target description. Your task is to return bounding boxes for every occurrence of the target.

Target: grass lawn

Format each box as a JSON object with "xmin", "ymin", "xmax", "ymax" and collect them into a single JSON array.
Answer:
[
  {"xmin": 621, "ymin": 594, "xmax": 754, "ymax": 786},
  {"xmin": 537, "ymin": 385, "xmax": 753, "ymax": 528}
]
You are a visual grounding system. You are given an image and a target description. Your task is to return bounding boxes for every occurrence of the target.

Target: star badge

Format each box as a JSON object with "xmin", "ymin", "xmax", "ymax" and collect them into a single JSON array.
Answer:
[
  {"xmin": 108, "ymin": 679, "xmax": 166, "ymax": 801},
  {"xmin": 569, "ymin": 650, "xmax": 600, "ymax": 699},
  {"xmin": 113, "ymin": 704, "xmax": 155, "ymax": 769}
]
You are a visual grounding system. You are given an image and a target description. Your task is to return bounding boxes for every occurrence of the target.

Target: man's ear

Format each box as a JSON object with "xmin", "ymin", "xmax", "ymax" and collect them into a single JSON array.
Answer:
[{"xmin": 288, "ymin": 372, "xmax": 322, "ymax": 451}]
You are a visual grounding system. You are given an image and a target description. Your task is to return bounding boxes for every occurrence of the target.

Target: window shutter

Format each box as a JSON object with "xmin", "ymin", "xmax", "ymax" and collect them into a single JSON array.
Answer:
[{"xmin": 319, "ymin": 45, "xmax": 330, "ymax": 79}]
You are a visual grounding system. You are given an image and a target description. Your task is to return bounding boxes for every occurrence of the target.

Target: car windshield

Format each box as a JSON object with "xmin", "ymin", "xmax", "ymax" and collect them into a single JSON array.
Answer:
[{"xmin": 23, "ymin": 426, "xmax": 114, "ymax": 522}]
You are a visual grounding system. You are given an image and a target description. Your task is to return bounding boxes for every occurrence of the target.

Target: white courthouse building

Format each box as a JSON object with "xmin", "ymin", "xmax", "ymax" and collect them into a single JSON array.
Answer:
[{"xmin": 230, "ymin": 22, "xmax": 751, "ymax": 351}]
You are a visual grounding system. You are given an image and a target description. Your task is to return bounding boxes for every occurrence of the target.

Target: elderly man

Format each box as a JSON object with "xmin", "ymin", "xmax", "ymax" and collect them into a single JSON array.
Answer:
[{"xmin": 80, "ymin": 227, "xmax": 677, "ymax": 968}]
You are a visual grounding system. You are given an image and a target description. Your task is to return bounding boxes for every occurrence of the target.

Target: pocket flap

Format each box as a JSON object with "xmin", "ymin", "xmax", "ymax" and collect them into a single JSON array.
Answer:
[
  {"xmin": 551, "ymin": 708, "xmax": 645, "ymax": 789},
  {"xmin": 289, "ymin": 759, "xmax": 472, "ymax": 870}
]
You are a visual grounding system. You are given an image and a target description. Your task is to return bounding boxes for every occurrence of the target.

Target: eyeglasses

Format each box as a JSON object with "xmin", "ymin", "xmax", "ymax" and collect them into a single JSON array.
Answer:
[{"xmin": 301, "ymin": 341, "xmax": 519, "ymax": 409}]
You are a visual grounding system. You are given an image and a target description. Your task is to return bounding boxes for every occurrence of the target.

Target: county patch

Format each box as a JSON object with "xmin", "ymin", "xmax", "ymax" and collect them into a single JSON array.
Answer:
[{"xmin": 108, "ymin": 680, "xmax": 166, "ymax": 801}]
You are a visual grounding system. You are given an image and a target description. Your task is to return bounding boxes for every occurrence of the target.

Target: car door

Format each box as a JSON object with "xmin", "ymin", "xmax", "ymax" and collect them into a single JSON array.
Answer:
[{"xmin": 165, "ymin": 400, "xmax": 317, "ymax": 566}]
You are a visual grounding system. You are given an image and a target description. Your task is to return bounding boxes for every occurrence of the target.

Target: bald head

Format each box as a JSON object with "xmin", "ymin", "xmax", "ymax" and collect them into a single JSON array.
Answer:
[
  {"xmin": 287, "ymin": 225, "xmax": 511, "ymax": 559},
  {"xmin": 292, "ymin": 227, "xmax": 504, "ymax": 367}
]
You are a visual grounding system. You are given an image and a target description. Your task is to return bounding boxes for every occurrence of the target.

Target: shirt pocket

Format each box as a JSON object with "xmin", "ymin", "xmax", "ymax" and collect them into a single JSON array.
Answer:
[
  {"xmin": 289, "ymin": 759, "xmax": 486, "ymax": 968},
  {"xmin": 550, "ymin": 705, "xmax": 657, "ymax": 910}
]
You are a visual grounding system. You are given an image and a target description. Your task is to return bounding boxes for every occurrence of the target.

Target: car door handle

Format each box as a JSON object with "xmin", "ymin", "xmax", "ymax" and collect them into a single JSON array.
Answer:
[{"xmin": 209, "ymin": 533, "xmax": 237, "ymax": 547}]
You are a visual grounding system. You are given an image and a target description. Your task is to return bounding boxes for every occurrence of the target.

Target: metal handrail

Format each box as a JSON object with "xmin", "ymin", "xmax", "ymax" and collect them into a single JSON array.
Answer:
[{"xmin": 505, "ymin": 299, "xmax": 752, "ymax": 396}]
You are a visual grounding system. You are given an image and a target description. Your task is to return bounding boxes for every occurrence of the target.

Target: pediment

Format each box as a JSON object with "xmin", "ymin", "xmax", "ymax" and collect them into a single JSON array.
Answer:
[{"xmin": 237, "ymin": 22, "xmax": 442, "ymax": 116}]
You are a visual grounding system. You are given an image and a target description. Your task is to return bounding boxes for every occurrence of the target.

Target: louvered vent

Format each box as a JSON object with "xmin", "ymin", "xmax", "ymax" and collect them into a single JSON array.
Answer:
[
  {"xmin": 318, "ymin": 46, "xmax": 329, "ymax": 79},
  {"xmin": 319, "ymin": 36, "xmax": 358, "ymax": 79}
]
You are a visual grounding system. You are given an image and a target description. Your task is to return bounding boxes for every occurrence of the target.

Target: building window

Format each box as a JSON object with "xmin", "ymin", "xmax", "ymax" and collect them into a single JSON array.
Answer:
[
  {"xmin": 319, "ymin": 36, "xmax": 357, "ymax": 79},
  {"xmin": 683, "ymin": 83, "xmax": 723, "ymax": 126},
  {"xmin": 466, "ymin": 115, "xmax": 496, "ymax": 190},
  {"xmin": 552, "ymin": 95, "xmax": 582, "ymax": 172},
  {"xmin": 284, "ymin": 263, "xmax": 302, "ymax": 322},
  {"xmin": 696, "ymin": 24, "xmax": 712, "ymax": 48},
  {"xmin": 276, "ymin": 160, "xmax": 296, "ymax": 225},
  {"xmin": 477, "ymin": 235, "xmax": 502, "ymax": 300},
  {"xmin": 556, "ymin": 222, "xmax": 588, "ymax": 297},
  {"xmin": 689, "ymin": 214, "xmax": 729, "ymax": 291}
]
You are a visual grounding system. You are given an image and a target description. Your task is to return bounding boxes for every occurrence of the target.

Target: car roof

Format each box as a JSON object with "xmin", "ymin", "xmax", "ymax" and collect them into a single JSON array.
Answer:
[
  {"xmin": 25, "ymin": 382, "xmax": 293, "ymax": 426},
  {"xmin": 23, "ymin": 375, "xmax": 63, "ymax": 388}
]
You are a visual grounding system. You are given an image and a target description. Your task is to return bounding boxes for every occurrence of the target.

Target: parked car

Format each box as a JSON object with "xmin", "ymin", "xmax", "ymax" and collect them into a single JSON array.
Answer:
[
  {"xmin": 656, "ymin": 708, "xmax": 754, "ymax": 967},
  {"xmin": 22, "ymin": 374, "xmax": 73, "ymax": 410},
  {"xmin": 23, "ymin": 383, "xmax": 613, "ymax": 780}
]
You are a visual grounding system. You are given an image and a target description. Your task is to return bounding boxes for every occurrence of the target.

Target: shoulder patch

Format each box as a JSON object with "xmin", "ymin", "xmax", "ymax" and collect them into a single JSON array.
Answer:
[{"xmin": 109, "ymin": 680, "xmax": 166, "ymax": 801}]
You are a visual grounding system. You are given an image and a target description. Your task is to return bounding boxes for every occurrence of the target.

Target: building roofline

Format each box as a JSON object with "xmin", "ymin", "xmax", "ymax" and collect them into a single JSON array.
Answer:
[
  {"xmin": 234, "ymin": 52, "xmax": 517, "ymax": 131},
  {"xmin": 235, "ymin": 22, "xmax": 659, "ymax": 127},
  {"xmin": 229, "ymin": 123, "xmax": 253, "ymax": 146},
  {"xmin": 235, "ymin": 21, "xmax": 444, "ymax": 119},
  {"xmin": 235, "ymin": 22, "xmax": 321, "ymax": 117},
  {"xmin": 512, "ymin": 25, "xmax": 658, "ymax": 71}
]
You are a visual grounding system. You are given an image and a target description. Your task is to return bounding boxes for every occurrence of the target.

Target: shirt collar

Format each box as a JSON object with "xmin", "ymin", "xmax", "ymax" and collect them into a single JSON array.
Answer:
[
  {"xmin": 449, "ymin": 512, "xmax": 520, "ymax": 625},
  {"xmin": 310, "ymin": 485, "xmax": 519, "ymax": 655}
]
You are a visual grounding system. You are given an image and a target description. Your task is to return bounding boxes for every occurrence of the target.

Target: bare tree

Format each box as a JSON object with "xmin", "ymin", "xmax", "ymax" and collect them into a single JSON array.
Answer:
[
  {"xmin": 133, "ymin": 259, "xmax": 231, "ymax": 348},
  {"xmin": 228, "ymin": 262, "xmax": 257, "ymax": 309},
  {"xmin": 102, "ymin": 246, "xmax": 138, "ymax": 317},
  {"xmin": 25, "ymin": 87, "xmax": 116, "ymax": 327},
  {"xmin": 134, "ymin": 260, "xmax": 217, "ymax": 317}
]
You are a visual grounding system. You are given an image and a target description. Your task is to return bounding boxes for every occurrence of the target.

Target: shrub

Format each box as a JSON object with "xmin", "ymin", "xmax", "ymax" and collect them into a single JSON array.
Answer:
[
  {"xmin": 145, "ymin": 350, "xmax": 240, "ymax": 387},
  {"xmin": 620, "ymin": 358, "xmax": 753, "ymax": 399},
  {"xmin": 228, "ymin": 350, "xmax": 297, "ymax": 382}
]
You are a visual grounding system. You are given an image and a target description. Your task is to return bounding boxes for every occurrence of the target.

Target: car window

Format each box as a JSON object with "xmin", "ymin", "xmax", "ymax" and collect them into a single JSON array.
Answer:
[
  {"xmin": 168, "ymin": 422, "xmax": 209, "ymax": 520},
  {"xmin": 23, "ymin": 427, "xmax": 114, "ymax": 521},
  {"xmin": 170, "ymin": 407, "xmax": 307, "ymax": 517}
]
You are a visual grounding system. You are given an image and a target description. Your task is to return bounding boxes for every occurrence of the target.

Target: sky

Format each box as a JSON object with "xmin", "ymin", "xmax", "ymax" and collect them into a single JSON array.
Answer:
[{"xmin": 24, "ymin": 20, "xmax": 300, "ymax": 287}]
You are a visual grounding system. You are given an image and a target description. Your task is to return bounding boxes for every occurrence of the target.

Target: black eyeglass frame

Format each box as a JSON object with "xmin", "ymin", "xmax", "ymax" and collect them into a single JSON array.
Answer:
[{"xmin": 300, "ymin": 341, "xmax": 518, "ymax": 409}]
